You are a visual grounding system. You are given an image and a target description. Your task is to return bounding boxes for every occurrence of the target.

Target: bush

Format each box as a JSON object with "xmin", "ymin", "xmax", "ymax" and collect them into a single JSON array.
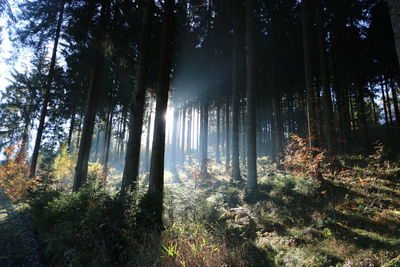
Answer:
[
  {"xmin": 0, "ymin": 145, "xmax": 39, "ymax": 201},
  {"xmin": 282, "ymin": 135, "xmax": 326, "ymax": 179}
]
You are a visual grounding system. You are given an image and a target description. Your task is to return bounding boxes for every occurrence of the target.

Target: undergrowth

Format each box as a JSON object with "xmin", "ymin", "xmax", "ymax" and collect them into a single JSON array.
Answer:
[{"xmin": 21, "ymin": 142, "xmax": 400, "ymax": 266}]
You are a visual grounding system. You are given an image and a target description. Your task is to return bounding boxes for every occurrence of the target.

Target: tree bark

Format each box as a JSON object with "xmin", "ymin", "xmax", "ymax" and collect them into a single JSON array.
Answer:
[
  {"xmin": 180, "ymin": 106, "xmax": 186, "ymax": 164},
  {"xmin": 390, "ymin": 80, "xmax": 400, "ymax": 126},
  {"xmin": 225, "ymin": 77, "xmax": 231, "ymax": 174},
  {"xmin": 170, "ymin": 109, "xmax": 178, "ymax": 174},
  {"xmin": 144, "ymin": 107, "xmax": 152, "ymax": 173},
  {"xmin": 30, "ymin": 1, "xmax": 65, "ymax": 178},
  {"xmin": 315, "ymin": 0, "xmax": 335, "ymax": 153},
  {"xmin": 302, "ymin": 0, "xmax": 319, "ymax": 148},
  {"xmin": 216, "ymin": 102, "xmax": 221, "ymax": 164},
  {"xmin": 187, "ymin": 105, "xmax": 192, "ymax": 164},
  {"xmin": 121, "ymin": 0, "xmax": 154, "ymax": 191},
  {"xmin": 67, "ymin": 110, "xmax": 75, "ymax": 152},
  {"xmin": 200, "ymin": 96, "xmax": 209, "ymax": 176},
  {"xmin": 232, "ymin": 0, "xmax": 242, "ymax": 181},
  {"xmin": 246, "ymin": 0, "xmax": 257, "ymax": 193},
  {"xmin": 73, "ymin": 0, "xmax": 110, "ymax": 191},
  {"xmin": 103, "ymin": 108, "xmax": 113, "ymax": 178},
  {"xmin": 388, "ymin": 0, "xmax": 400, "ymax": 68},
  {"xmin": 148, "ymin": 0, "xmax": 175, "ymax": 198}
]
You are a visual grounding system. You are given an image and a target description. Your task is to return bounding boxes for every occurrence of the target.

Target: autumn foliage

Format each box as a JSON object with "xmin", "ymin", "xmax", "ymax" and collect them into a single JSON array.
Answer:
[
  {"xmin": 0, "ymin": 145, "xmax": 39, "ymax": 201},
  {"xmin": 282, "ymin": 135, "xmax": 326, "ymax": 178}
]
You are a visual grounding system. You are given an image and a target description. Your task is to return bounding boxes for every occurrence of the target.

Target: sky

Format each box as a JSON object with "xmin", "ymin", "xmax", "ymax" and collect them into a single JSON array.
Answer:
[{"xmin": 0, "ymin": 0, "xmax": 33, "ymax": 97}]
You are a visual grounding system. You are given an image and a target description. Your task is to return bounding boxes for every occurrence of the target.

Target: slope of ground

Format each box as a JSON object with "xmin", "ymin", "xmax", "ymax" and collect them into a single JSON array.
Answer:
[{"xmin": 0, "ymin": 192, "xmax": 43, "ymax": 267}]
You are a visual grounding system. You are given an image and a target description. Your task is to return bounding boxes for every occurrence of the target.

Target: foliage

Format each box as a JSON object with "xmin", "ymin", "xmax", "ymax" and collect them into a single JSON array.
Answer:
[
  {"xmin": 52, "ymin": 143, "xmax": 75, "ymax": 189},
  {"xmin": 0, "ymin": 145, "xmax": 39, "ymax": 201},
  {"xmin": 282, "ymin": 135, "xmax": 327, "ymax": 178}
]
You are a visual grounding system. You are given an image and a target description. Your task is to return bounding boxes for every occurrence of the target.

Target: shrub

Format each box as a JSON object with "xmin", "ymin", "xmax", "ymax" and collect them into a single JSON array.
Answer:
[
  {"xmin": 53, "ymin": 143, "xmax": 75, "ymax": 189},
  {"xmin": 282, "ymin": 135, "xmax": 326, "ymax": 179},
  {"xmin": 0, "ymin": 145, "xmax": 39, "ymax": 201}
]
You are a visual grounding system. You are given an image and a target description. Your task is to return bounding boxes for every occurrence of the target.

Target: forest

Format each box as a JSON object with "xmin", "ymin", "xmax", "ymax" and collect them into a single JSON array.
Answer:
[{"xmin": 0, "ymin": 0, "xmax": 400, "ymax": 266}]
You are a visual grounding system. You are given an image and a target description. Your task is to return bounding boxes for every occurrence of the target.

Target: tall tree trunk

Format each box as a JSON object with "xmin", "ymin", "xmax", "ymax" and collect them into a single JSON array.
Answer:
[
  {"xmin": 302, "ymin": 0, "xmax": 319, "ymax": 148},
  {"xmin": 73, "ymin": 0, "xmax": 110, "ymax": 191},
  {"xmin": 94, "ymin": 129, "xmax": 100, "ymax": 162},
  {"xmin": 369, "ymin": 85, "xmax": 378, "ymax": 126},
  {"xmin": 67, "ymin": 110, "xmax": 75, "ymax": 152},
  {"xmin": 103, "ymin": 108, "xmax": 113, "ymax": 178},
  {"xmin": 148, "ymin": 0, "xmax": 174, "ymax": 203},
  {"xmin": 144, "ymin": 108, "xmax": 152, "ymax": 173},
  {"xmin": 181, "ymin": 107, "xmax": 186, "ymax": 164},
  {"xmin": 315, "ymin": 0, "xmax": 335, "ymax": 153},
  {"xmin": 76, "ymin": 115, "xmax": 82, "ymax": 152},
  {"xmin": 121, "ymin": 0, "xmax": 154, "ymax": 191},
  {"xmin": 216, "ymin": 102, "xmax": 221, "ymax": 164},
  {"xmin": 170, "ymin": 109, "xmax": 178, "ymax": 174},
  {"xmin": 225, "ymin": 77, "xmax": 231, "ymax": 174},
  {"xmin": 187, "ymin": 106, "xmax": 192, "ymax": 164},
  {"xmin": 390, "ymin": 80, "xmax": 400, "ymax": 126},
  {"xmin": 197, "ymin": 108, "xmax": 201, "ymax": 160},
  {"xmin": 356, "ymin": 83, "xmax": 370, "ymax": 146},
  {"xmin": 273, "ymin": 90, "xmax": 283, "ymax": 161},
  {"xmin": 119, "ymin": 108, "xmax": 127, "ymax": 163},
  {"xmin": 246, "ymin": 0, "xmax": 257, "ymax": 193},
  {"xmin": 381, "ymin": 78, "xmax": 390, "ymax": 126},
  {"xmin": 388, "ymin": 0, "xmax": 400, "ymax": 68},
  {"xmin": 384, "ymin": 79, "xmax": 394, "ymax": 126},
  {"xmin": 241, "ymin": 100, "xmax": 246, "ymax": 167},
  {"xmin": 21, "ymin": 117, "xmax": 31, "ymax": 154},
  {"xmin": 232, "ymin": 0, "xmax": 242, "ymax": 181},
  {"xmin": 200, "ymin": 96, "xmax": 209, "ymax": 176},
  {"xmin": 30, "ymin": 1, "xmax": 65, "ymax": 178}
]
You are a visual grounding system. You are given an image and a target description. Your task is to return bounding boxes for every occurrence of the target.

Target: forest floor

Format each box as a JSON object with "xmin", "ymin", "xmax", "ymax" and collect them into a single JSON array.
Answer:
[
  {"xmin": 16, "ymin": 153, "xmax": 400, "ymax": 266},
  {"xmin": 146, "ymin": 157, "xmax": 400, "ymax": 266},
  {"xmin": 0, "ymin": 192, "xmax": 43, "ymax": 267}
]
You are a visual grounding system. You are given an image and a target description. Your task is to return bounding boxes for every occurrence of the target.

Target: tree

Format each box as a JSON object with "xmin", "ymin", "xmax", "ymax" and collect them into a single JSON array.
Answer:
[
  {"xmin": 147, "ymin": 0, "xmax": 175, "ymax": 226},
  {"xmin": 302, "ymin": 0, "xmax": 319, "ymax": 147},
  {"xmin": 315, "ymin": 0, "xmax": 335, "ymax": 153},
  {"xmin": 246, "ymin": 0, "xmax": 257, "ymax": 193},
  {"xmin": 388, "ymin": 0, "xmax": 400, "ymax": 68},
  {"xmin": 231, "ymin": 0, "xmax": 242, "ymax": 181},
  {"xmin": 121, "ymin": 0, "xmax": 154, "ymax": 192},
  {"xmin": 73, "ymin": 0, "xmax": 111, "ymax": 191},
  {"xmin": 30, "ymin": 0, "xmax": 66, "ymax": 178}
]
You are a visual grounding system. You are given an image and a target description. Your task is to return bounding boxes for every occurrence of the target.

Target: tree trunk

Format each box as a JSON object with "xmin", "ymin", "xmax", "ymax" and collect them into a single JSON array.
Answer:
[
  {"xmin": 30, "ymin": 1, "xmax": 65, "ymax": 178},
  {"xmin": 246, "ymin": 0, "xmax": 257, "ymax": 193},
  {"xmin": 148, "ymin": 0, "xmax": 174, "ymax": 201},
  {"xmin": 21, "ymin": 117, "xmax": 30, "ymax": 154},
  {"xmin": 232, "ymin": 0, "xmax": 242, "ymax": 181},
  {"xmin": 384, "ymin": 79, "xmax": 394, "ymax": 126},
  {"xmin": 181, "ymin": 107, "xmax": 186, "ymax": 164},
  {"xmin": 200, "ymin": 96, "xmax": 209, "ymax": 176},
  {"xmin": 381, "ymin": 78, "xmax": 390, "ymax": 126},
  {"xmin": 103, "ymin": 108, "xmax": 113, "ymax": 178},
  {"xmin": 356, "ymin": 83, "xmax": 370, "ymax": 146},
  {"xmin": 94, "ymin": 129, "xmax": 100, "ymax": 162},
  {"xmin": 225, "ymin": 78, "xmax": 231, "ymax": 174},
  {"xmin": 216, "ymin": 102, "xmax": 221, "ymax": 164},
  {"xmin": 67, "ymin": 110, "xmax": 75, "ymax": 152},
  {"xmin": 315, "ymin": 0, "xmax": 335, "ymax": 153},
  {"xmin": 144, "ymin": 108, "xmax": 152, "ymax": 173},
  {"xmin": 388, "ymin": 0, "xmax": 400, "ymax": 68},
  {"xmin": 302, "ymin": 0, "xmax": 319, "ymax": 147},
  {"xmin": 187, "ymin": 106, "xmax": 192, "ymax": 164},
  {"xmin": 121, "ymin": 0, "xmax": 154, "ymax": 191},
  {"xmin": 390, "ymin": 80, "xmax": 400, "ymax": 126},
  {"xmin": 170, "ymin": 109, "xmax": 178, "ymax": 174},
  {"xmin": 73, "ymin": 0, "xmax": 110, "ymax": 191}
]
